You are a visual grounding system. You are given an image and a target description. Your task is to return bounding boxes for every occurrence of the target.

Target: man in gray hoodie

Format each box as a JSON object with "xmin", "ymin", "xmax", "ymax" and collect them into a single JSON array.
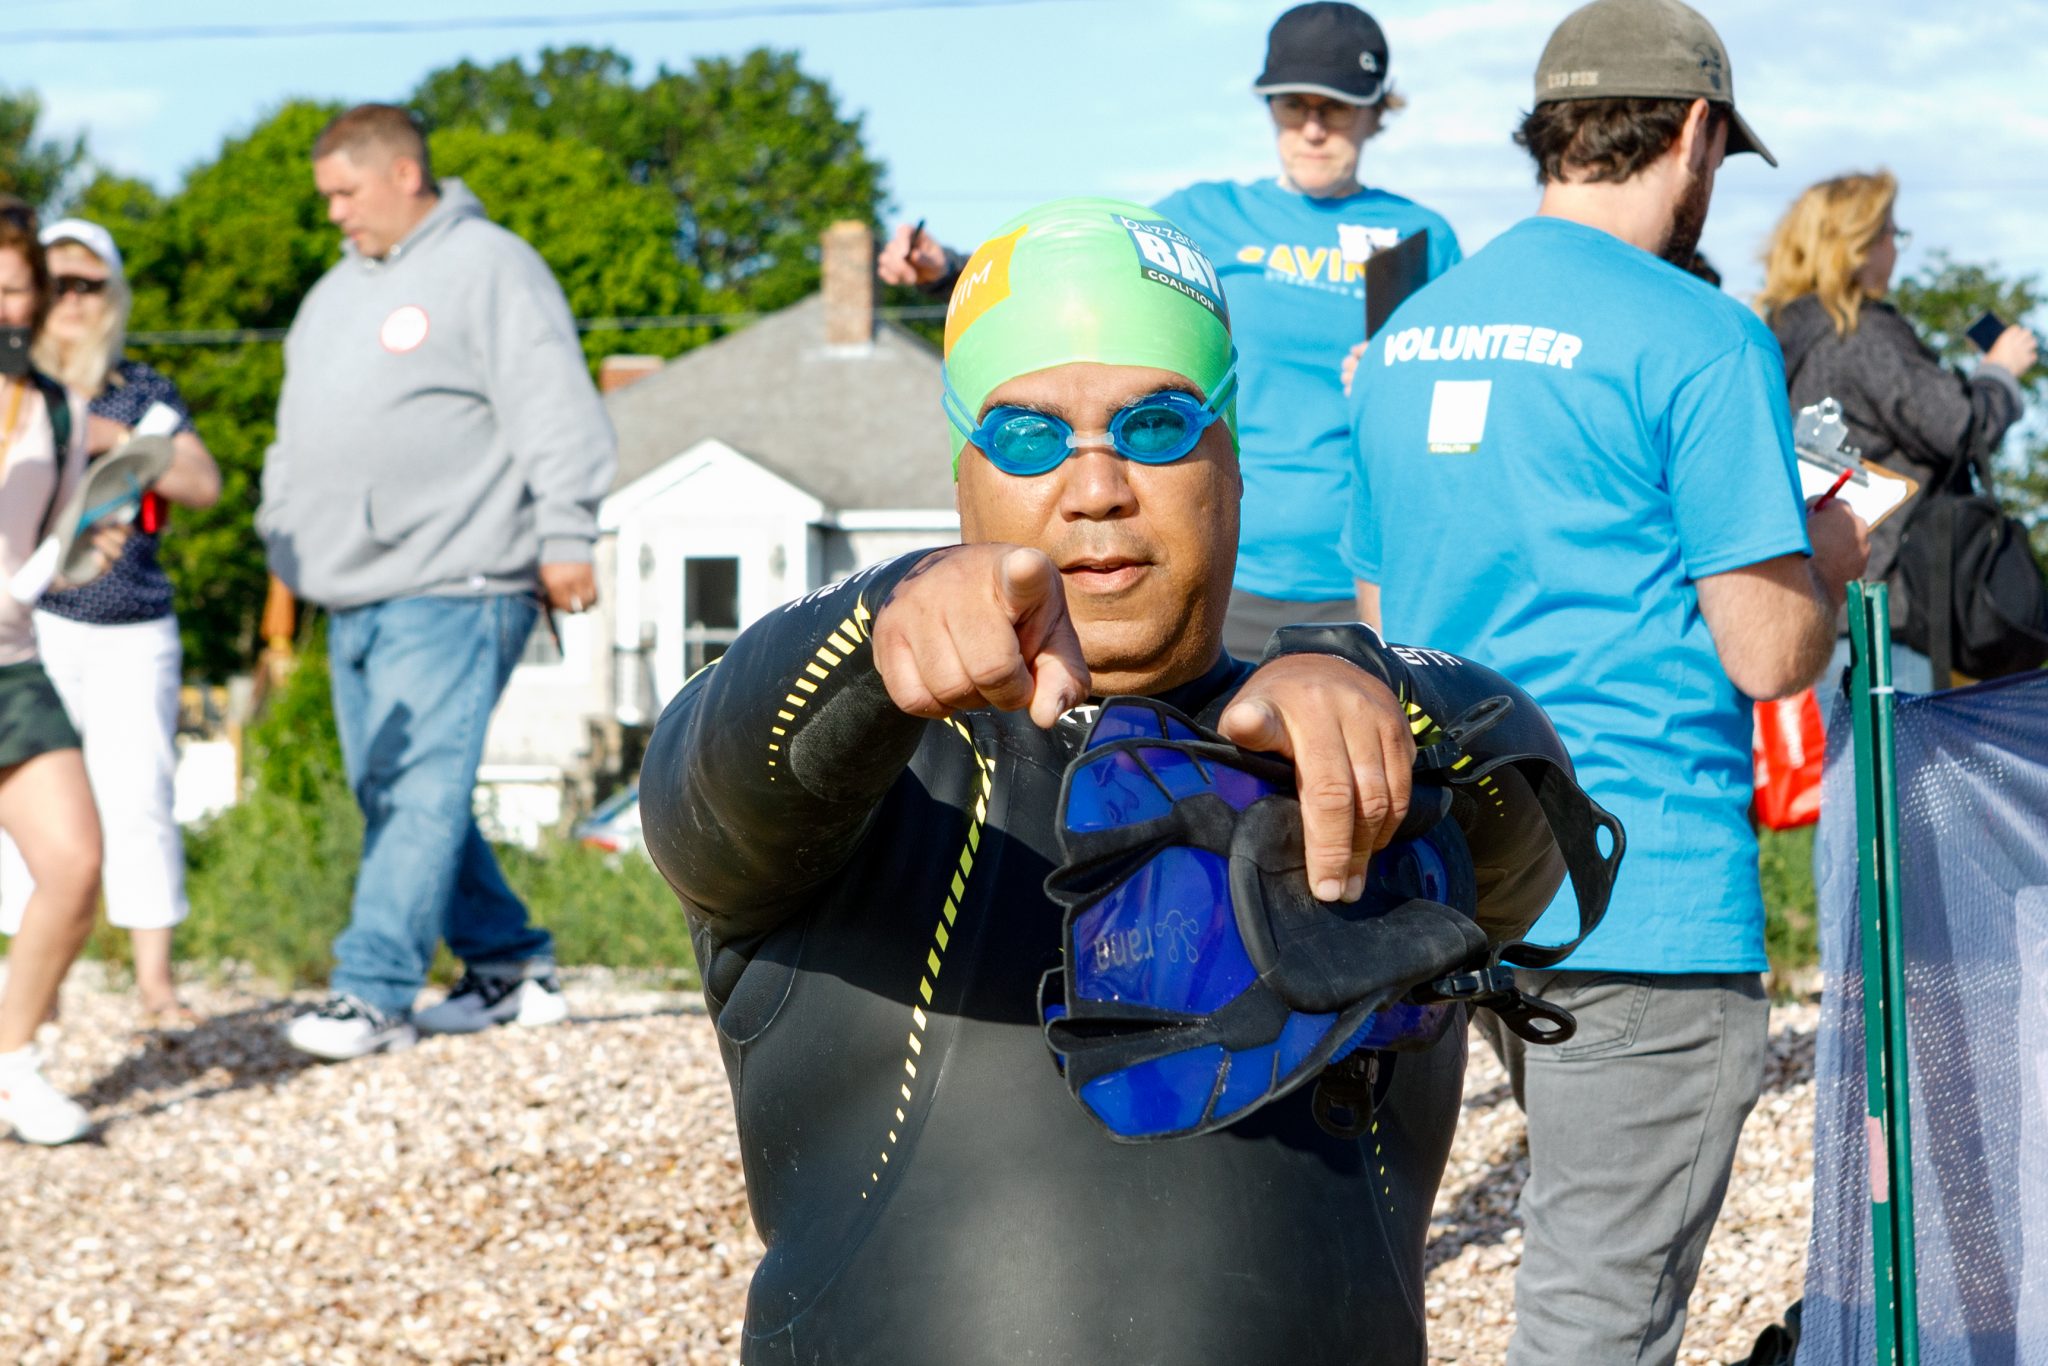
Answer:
[{"xmin": 259, "ymin": 104, "xmax": 616, "ymax": 1061}]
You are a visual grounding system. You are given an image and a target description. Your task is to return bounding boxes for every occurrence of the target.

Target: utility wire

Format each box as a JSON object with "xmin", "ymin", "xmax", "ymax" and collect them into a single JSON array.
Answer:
[
  {"xmin": 4, "ymin": 0, "xmax": 1089, "ymax": 45},
  {"xmin": 128, "ymin": 303, "xmax": 947, "ymax": 347}
]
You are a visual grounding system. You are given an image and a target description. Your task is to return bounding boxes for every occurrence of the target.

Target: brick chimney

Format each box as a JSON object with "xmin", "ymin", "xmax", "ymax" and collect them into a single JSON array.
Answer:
[
  {"xmin": 821, "ymin": 220, "xmax": 875, "ymax": 349},
  {"xmin": 600, "ymin": 354, "xmax": 665, "ymax": 393}
]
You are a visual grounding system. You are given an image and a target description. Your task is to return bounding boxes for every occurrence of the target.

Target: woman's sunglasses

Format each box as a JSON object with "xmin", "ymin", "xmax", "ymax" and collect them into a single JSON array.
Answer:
[
  {"xmin": 53, "ymin": 276, "xmax": 110, "ymax": 298},
  {"xmin": 943, "ymin": 359, "xmax": 1238, "ymax": 477}
]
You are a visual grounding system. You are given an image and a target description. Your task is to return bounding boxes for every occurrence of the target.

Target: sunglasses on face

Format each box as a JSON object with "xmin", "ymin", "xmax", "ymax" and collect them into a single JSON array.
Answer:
[
  {"xmin": 1268, "ymin": 94, "xmax": 1370, "ymax": 131},
  {"xmin": 52, "ymin": 276, "xmax": 109, "ymax": 299},
  {"xmin": 943, "ymin": 361, "xmax": 1238, "ymax": 477}
]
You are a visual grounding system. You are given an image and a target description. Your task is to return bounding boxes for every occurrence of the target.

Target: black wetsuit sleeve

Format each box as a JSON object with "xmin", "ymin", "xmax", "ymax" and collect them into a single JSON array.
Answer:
[{"xmin": 641, "ymin": 550, "xmax": 937, "ymax": 938}]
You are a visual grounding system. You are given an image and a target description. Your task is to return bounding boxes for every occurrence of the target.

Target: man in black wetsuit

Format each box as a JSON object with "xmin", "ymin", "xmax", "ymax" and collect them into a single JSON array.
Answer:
[{"xmin": 643, "ymin": 197, "xmax": 1587, "ymax": 1365}]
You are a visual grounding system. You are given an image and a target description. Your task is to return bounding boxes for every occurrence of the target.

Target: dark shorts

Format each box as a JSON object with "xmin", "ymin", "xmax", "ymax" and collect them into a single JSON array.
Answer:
[{"xmin": 0, "ymin": 660, "xmax": 81, "ymax": 771}]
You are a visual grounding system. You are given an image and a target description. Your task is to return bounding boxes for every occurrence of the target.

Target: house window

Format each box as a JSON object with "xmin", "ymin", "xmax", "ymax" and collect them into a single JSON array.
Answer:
[{"xmin": 684, "ymin": 556, "xmax": 741, "ymax": 675}]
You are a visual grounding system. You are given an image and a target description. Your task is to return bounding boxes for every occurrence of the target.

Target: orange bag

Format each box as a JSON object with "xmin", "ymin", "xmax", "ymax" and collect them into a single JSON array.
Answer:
[{"xmin": 1752, "ymin": 687, "xmax": 1825, "ymax": 830}]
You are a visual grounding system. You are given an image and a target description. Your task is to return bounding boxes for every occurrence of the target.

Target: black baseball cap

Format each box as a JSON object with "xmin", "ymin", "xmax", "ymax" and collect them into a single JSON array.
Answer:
[
  {"xmin": 1253, "ymin": 3, "xmax": 1390, "ymax": 106},
  {"xmin": 1534, "ymin": 0, "xmax": 1775, "ymax": 165}
]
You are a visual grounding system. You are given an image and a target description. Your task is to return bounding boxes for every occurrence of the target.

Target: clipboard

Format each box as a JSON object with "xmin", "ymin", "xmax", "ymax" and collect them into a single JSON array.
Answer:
[
  {"xmin": 1363, "ymin": 229, "xmax": 1429, "ymax": 341},
  {"xmin": 1793, "ymin": 398, "xmax": 1916, "ymax": 528}
]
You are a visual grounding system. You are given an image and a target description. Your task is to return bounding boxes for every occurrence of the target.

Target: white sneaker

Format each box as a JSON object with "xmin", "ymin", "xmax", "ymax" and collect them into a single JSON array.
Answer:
[
  {"xmin": 284, "ymin": 994, "xmax": 417, "ymax": 1061},
  {"xmin": 0, "ymin": 1046, "xmax": 90, "ymax": 1145},
  {"xmin": 415, "ymin": 967, "xmax": 569, "ymax": 1035}
]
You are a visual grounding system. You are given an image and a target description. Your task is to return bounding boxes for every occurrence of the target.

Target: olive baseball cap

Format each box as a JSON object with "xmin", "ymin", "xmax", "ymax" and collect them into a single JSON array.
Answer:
[{"xmin": 1533, "ymin": 0, "xmax": 1774, "ymax": 166}]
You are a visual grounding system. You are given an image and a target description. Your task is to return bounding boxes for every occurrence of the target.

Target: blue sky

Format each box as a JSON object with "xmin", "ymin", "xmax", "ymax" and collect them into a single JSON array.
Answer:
[{"xmin": 14, "ymin": 0, "xmax": 2048, "ymax": 310}]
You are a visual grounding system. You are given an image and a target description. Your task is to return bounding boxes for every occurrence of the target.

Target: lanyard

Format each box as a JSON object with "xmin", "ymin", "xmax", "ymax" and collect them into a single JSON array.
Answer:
[{"xmin": 0, "ymin": 377, "xmax": 25, "ymax": 482}]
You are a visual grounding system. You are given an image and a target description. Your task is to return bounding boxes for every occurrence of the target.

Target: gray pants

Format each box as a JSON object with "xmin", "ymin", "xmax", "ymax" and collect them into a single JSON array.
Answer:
[
  {"xmin": 1223, "ymin": 587, "xmax": 1357, "ymax": 662},
  {"xmin": 1475, "ymin": 970, "xmax": 1769, "ymax": 1366}
]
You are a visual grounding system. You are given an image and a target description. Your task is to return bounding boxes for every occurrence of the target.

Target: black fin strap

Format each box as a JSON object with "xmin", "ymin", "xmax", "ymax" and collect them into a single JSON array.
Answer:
[
  {"xmin": 1497, "ymin": 764, "xmax": 1626, "ymax": 972},
  {"xmin": 1311, "ymin": 1051, "xmax": 1397, "ymax": 1139},
  {"xmin": 1411, "ymin": 965, "xmax": 1578, "ymax": 1046}
]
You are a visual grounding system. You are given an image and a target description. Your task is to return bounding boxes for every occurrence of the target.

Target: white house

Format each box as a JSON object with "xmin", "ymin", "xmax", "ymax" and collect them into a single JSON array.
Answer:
[{"xmin": 477, "ymin": 224, "xmax": 959, "ymax": 841}]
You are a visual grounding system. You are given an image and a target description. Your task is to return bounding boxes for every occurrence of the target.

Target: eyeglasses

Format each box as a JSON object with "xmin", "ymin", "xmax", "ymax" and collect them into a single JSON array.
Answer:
[
  {"xmin": 1268, "ymin": 93, "xmax": 1370, "ymax": 131},
  {"xmin": 52, "ymin": 276, "xmax": 109, "ymax": 299},
  {"xmin": 943, "ymin": 361, "xmax": 1238, "ymax": 477}
]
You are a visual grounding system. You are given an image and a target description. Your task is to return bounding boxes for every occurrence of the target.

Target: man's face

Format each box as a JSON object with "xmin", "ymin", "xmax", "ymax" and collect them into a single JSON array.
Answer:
[
  {"xmin": 1270, "ymin": 94, "xmax": 1377, "ymax": 198},
  {"xmin": 314, "ymin": 148, "xmax": 428, "ymax": 260},
  {"xmin": 1663, "ymin": 115, "xmax": 1728, "ymax": 268},
  {"xmin": 956, "ymin": 362, "xmax": 1241, "ymax": 696}
]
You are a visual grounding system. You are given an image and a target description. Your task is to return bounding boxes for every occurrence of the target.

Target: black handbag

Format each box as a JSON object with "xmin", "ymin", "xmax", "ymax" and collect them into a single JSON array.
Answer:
[{"xmin": 1894, "ymin": 449, "xmax": 2048, "ymax": 683}]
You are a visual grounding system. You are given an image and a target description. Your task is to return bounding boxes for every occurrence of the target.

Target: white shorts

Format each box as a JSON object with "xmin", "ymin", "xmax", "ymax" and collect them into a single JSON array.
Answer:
[{"xmin": 0, "ymin": 611, "xmax": 188, "ymax": 934}]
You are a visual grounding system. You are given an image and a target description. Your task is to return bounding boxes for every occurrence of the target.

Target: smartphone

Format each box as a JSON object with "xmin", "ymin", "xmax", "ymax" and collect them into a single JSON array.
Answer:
[
  {"xmin": 0, "ymin": 325, "xmax": 29, "ymax": 378},
  {"xmin": 1967, "ymin": 310, "xmax": 2008, "ymax": 353}
]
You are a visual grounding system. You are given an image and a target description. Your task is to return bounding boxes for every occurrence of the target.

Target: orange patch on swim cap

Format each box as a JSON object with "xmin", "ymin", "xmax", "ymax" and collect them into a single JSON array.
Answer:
[{"xmin": 944, "ymin": 224, "xmax": 1028, "ymax": 356}]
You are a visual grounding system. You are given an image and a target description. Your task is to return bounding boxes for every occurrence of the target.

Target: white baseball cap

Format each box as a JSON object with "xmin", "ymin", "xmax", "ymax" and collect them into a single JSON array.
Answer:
[{"xmin": 39, "ymin": 217, "xmax": 124, "ymax": 277}]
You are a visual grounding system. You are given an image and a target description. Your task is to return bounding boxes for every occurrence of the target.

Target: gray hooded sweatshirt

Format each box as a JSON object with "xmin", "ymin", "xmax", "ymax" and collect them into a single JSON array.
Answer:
[{"xmin": 258, "ymin": 180, "xmax": 616, "ymax": 609}]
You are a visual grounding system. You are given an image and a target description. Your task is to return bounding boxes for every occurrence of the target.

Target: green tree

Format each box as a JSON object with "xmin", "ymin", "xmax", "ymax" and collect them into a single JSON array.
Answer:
[
  {"xmin": 72, "ymin": 100, "xmax": 705, "ymax": 678},
  {"xmin": 0, "ymin": 87, "xmax": 87, "ymax": 210},
  {"xmin": 413, "ymin": 45, "xmax": 891, "ymax": 313},
  {"xmin": 73, "ymin": 102, "xmax": 340, "ymax": 678},
  {"xmin": 1890, "ymin": 253, "xmax": 2048, "ymax": 550},
  {"xmin": 431, "ymin": 124, "xmax": 703, "ymax": 363}
]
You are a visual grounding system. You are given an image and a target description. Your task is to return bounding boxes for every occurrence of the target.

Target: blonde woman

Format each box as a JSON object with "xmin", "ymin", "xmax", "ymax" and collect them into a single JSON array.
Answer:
[
  {"xmin": 1758, "ymin": 170, "xmax": 2036, "ymax": 693},
  {"xmin": 0, "ymin": 218, "xmax": 220, "ymax": 1028},
  {"xmin": 0, "ymin": 198, "xmax": 124, "ymax": 1145}
]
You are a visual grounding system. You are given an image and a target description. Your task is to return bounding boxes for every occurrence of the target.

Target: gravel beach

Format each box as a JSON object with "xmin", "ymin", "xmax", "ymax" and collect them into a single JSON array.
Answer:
[{"xmin": 2, "ymin": 967, "xmax": 1816, "ymax": 1364}]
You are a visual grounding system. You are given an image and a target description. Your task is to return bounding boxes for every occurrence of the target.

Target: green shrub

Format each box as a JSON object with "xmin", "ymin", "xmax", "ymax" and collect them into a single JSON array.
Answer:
[
  {"xmin": 123, "ymin": 633, "xmax": 1831, "ymax": 994},
  {"xmin": 104, "ymin": 624, "xmax": 696, "ymax": 991},
  {"xmin": 1759, "ymin": 824, "xmax": 1819, "ymax": 981}
]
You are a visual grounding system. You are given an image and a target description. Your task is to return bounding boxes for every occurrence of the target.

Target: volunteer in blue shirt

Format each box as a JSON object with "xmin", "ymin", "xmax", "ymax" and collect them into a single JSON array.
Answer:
[
  {"xmin": 880, "ymin": 2, "xmax": 1459, "ymax": 658},
  {"xmin": 1342, "ymin": 2, "xmax": 1868, "ymax": 1362}
]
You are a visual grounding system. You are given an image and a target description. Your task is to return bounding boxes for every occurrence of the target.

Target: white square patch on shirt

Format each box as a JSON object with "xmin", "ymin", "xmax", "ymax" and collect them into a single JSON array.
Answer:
[
  {"xmin": 1426, "ymin": 379, "xmax": 1491, "ymax": 454},
  {"xmin": 1338, "ymin": 223, "xmax": 1399, "ymax": 264}
]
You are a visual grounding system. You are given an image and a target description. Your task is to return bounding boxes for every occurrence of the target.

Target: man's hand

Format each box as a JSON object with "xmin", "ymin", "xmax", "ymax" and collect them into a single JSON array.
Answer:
[
  {"xmin": 540, "ymin": 561, "xmax": 598, "ymax": 613},
  {"xmin": 871, "ymin": 544, "xmax": 1090, "ymax": 729},
  {"xmin": 1340, "ymin": 340, "xmax": 1369, "ymax": 397},
  {"xmin": 877, "ymin": 222, "xmax": 950, "ymax": 289},
  {"xmin": 1806, "ymin": 501, "xmax": 1871, "ymax": 607},
  {"xmin": 1218, "ymin": 654, "xmax": 1416, "ymax": 904}
]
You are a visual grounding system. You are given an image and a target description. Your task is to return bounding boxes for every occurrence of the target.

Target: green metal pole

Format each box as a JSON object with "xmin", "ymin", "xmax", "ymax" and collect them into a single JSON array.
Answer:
[{"xmin": 1847, "ymin": 580, "xmax": 1919, "ymax": 1364}]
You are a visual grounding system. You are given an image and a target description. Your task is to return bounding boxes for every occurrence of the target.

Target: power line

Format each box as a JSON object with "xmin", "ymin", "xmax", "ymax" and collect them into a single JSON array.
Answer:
[
  {"xmin": 2, "ymin": 0, "xmax": 1088, "ymax": 45},
  {"xmin": 127, "ymin": 303, "xmax": 947, "ymax": 347}
]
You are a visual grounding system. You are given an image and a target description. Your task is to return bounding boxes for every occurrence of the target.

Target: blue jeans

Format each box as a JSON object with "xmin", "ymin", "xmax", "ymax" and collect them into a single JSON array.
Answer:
[{"xmin": 325, "ymin": 594, "xmax": 551, "ymax": 1015}]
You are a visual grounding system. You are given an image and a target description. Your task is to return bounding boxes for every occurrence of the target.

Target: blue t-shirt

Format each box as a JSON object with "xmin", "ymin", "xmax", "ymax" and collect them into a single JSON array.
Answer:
[
  {"xmin": 1154, "ymin": 179, "xmax": 1460, "ymax": 602},
  {"xmin": 1342, "ymin": 216, "xmax": 1809, "ymax": 974}
]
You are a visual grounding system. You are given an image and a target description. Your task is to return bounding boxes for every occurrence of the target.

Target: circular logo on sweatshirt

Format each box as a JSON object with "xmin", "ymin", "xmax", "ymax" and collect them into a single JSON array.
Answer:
[{"xmin": 379, "ymin": 305, "xmax": 430, "ymax": 353}]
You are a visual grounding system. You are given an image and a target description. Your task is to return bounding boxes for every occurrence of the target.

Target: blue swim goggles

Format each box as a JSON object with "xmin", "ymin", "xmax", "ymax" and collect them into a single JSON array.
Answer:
[{"xmin": 943, "ymin": 358, "xmax": 1238, "ymax": 477}]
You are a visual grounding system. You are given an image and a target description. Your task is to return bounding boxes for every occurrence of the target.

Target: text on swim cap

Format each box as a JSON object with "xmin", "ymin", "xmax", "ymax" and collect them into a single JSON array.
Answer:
[
  {"xmin": 1118, "ymin": 215, "xmax": 1225, "ymax": 320},
  {"xmin": 1380, "ymin": 323, "xmax": 1583, "ymax": 369}
]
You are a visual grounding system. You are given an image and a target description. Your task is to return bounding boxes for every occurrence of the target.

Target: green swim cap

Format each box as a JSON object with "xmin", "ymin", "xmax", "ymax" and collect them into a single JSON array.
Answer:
[{"xmin": 942, "ymin": 196, "xmax": 1236, "ymax": 474}]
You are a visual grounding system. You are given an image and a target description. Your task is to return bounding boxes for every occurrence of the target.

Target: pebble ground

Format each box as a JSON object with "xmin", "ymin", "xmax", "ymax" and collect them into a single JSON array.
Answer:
[{"xmin": 1, "ymin": 967, "xmax": 1816, "ymax": 1364}]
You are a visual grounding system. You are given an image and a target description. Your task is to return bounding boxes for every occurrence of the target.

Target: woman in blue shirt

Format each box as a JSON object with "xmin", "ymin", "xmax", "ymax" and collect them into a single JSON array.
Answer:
[{"xmin": 881, "ymin": 2, "xmax": 1460, "ymax": 657}]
